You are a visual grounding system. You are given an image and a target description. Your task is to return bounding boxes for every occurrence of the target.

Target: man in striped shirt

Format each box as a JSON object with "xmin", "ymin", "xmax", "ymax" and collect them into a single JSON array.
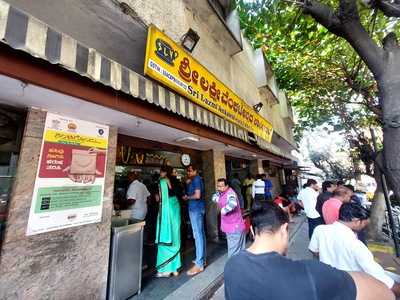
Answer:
[{"xmin": 212, "ymin": 178, "xmax": 246, "ymax": 257}]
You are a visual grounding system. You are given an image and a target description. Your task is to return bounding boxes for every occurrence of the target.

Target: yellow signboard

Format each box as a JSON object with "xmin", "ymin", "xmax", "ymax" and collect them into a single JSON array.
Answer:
[{"xmin": 144, "ymin": 25, "xmax": 273, "ymax": 143}]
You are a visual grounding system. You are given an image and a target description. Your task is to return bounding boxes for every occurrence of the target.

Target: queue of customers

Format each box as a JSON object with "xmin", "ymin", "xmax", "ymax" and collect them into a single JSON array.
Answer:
[
  {"xmin": 296, "ymin": 178, "xmax": 400, "ymax": 297},
  {"xmin": 125, "ymin": 167, "xmax": 277, "ymax": 277},
  {"xmin": 297, "ymin": 179, "xmax": 367, "ymax": 238},
  {"xmin": 125, "ymin": 165, "xmax": 253, "ymax": 278},
  {"xmin": 125, "ymin": 165, "xmax": 207, "ymax": 277},
  {"xmin": 224, "ymin": 178, "xmax": 399, "ymax": 299},
  {"xmin": 126, "ymin": 168, "xmax": 399, "ymax": 299},
  {"xmin": 224, "ymin": 203, "xmax": 396, "ymax": 300}
]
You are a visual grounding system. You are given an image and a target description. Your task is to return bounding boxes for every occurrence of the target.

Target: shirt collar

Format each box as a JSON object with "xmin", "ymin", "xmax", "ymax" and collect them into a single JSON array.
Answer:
[
  {"xmin": 221, "ymin": 187, "xmax": 233, "ymax": 196},
  {"xmin": 333, "ymin": 221, "xmax": 357, "ymax": 238},
  {"xmin": 305, "ymin": 187, "xmax": 317, "ymax": 194}
]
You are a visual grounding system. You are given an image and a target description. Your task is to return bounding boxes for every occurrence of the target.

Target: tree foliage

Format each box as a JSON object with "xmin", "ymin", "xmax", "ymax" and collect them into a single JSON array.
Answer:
[
  {"xmin": 237, "ymin": 0, "xmax": 400, "ymax": 240},
  {"xmin": 309, "ymin": 148, "xmax": 355, "ymax": 180},
  {"xmin": 236, "ymin": 0, "xmax": 392, "ymax": 173}
]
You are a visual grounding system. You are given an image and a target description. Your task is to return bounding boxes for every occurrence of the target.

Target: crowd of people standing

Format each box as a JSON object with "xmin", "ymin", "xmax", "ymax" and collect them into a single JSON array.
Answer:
[
  {"xmin": 225, "ymin": 178, "xmax": 399, "ymax": 300},
  {"xmin": 124, "ymin": 165, "xmax": 207, "ymax": 277},
  {"xmin": 125, "ymin": 168, "xmax": 278, "ymax": 278},
  {"xmin": 125, "ymin": 167, "xmax": 399, "ymax": 299}
]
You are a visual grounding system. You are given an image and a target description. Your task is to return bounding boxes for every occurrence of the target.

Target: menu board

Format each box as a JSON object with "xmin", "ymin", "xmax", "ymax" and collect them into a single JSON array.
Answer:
[{"xmin": 26, "ymin": 113, "xmax": 109, "ymax": 235}]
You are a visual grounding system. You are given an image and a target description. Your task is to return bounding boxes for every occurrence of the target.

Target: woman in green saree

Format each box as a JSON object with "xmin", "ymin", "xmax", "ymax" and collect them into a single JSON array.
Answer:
[{"xmin": 155, "ymin": 166, "xmax": 182, "ymax": 277}]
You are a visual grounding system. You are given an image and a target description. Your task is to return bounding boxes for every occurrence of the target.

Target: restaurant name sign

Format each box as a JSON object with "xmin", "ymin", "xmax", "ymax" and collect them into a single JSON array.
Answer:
[{"xmin": 144, "ymin": 25, "xmax": 273, "ymax": 143}]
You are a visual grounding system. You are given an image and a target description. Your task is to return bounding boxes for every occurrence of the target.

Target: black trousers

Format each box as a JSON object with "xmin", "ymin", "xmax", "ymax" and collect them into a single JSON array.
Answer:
[{"xmin": 307, "ymin": 217, "xmax": 324, "ymax": 239}]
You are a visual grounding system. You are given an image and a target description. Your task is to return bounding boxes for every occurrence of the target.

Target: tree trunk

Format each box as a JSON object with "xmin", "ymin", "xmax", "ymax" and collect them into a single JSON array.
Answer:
[
  {"xmin": 380, "ymin": 50, "xmax": 400, "ymax": 212},
  {"xmin": 367, "ymin": 163, "xmax": 387, "ymax": 241}
]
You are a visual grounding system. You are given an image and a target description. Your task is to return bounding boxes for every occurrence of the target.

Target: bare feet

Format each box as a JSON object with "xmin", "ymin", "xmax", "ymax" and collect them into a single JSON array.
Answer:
[{"xmin": 172, "ymin": 271, "xmax": 179, "ymax": 277}]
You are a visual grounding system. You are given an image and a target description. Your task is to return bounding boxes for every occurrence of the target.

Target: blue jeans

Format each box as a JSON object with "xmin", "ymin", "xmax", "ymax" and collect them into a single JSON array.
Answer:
[
  {"xmin": 189, "ymin": 207, "xmax": 206, "ymax": 267},
  {"xmin": 226, "ymin": 231, "xmax": 246, "ymax": 257}
]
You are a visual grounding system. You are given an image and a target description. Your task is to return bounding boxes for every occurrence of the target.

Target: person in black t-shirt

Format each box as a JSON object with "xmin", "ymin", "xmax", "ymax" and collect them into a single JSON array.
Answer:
[
  {"xmin": 315, "ymin": 180, "xmax": 336, "ymax": 218},
  {"xmin": 224, "ymin": 204, "xmax": 394, "ymax": 300}
]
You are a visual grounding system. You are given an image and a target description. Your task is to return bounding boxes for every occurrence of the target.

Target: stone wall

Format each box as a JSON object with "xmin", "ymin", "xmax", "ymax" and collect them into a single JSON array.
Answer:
[
  {"xmin": 263, "ymin": 94, "xmax": 295, "ymax": 147},
  {"xmin": 0, "ymin": 108, "xmax": 117, "ymax": 300}
]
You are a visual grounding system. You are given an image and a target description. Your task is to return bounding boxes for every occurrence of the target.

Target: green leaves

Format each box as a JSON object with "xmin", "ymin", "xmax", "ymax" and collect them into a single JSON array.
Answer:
[{"xmin": 236, "ymin": 0, "xmax": 388, "ymax": 139}]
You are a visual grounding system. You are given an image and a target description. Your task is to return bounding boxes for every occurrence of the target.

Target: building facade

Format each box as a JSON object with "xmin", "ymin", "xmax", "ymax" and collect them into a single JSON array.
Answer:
[{"xmin": 0, "ymin": 0, "xmax": 296, "ymax": 298}]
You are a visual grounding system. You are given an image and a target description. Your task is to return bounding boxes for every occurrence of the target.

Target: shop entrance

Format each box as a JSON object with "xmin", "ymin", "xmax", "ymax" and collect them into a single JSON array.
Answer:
[
  {"xmin": 225, "ymin": 156, "xmax": 250, "ymax": 180},
  {"xmin": 111, "ymin": 135, "xmax": 227, "ymax": 299},
  {"xmin": 225, "ymin": 156, "xmax": 250, "ymax": 209},
  {"xmin": 0, "ymin": 104, "xmax": 26, "ymax": 249},
  {"xmin": 114, "ymin": 144, "xmax": 196, "ymax": 272}
]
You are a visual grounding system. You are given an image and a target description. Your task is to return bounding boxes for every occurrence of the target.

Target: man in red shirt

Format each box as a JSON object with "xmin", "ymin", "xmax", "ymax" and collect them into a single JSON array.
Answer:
[
  {"xmin": 322, "ymin": 186, "xmax": 353, "ymax": 224},
  {"xmin": 273, "ymin": 195, "xmax": 295, "ymax": 222}
]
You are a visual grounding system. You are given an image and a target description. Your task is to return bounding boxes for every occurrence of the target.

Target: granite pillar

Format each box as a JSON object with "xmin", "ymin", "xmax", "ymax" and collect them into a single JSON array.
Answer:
[
  {"xmin": 201, "ymin": 149, "xmax": 225, "ymax": 242},
  {"xmin": 0, "ymin": 108, "xmax": 117, "ymax": 300}
]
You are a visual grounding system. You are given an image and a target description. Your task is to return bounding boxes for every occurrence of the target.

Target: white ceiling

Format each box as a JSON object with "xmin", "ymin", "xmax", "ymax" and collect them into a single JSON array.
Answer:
[{"xmin": 0, "ymin": 74, "xmax": 276, "ymax": 161}]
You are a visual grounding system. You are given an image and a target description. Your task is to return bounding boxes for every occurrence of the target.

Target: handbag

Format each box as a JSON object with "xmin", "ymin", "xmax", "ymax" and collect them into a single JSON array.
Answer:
[{"xmin": 70, "ymin": 149, "xmax": 97, "ymax": 175}]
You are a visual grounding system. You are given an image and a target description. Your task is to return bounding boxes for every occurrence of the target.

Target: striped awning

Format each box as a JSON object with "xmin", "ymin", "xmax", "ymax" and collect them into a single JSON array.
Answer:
[{"xmin": 0, "ymin": 0, "xmax": 293, "ymax": 160}]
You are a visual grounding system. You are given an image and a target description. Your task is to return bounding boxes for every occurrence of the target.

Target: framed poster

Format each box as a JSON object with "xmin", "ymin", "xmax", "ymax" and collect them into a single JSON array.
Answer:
[{"xmin": 26, "ymin": 113, "xmax": 109, "ymax": 235}]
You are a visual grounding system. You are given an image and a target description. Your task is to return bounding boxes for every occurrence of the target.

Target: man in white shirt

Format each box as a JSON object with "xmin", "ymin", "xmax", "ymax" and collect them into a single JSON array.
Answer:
[
  {"xmin": 252, "ymin": 174, "xmax": 265, "ymax": 209},
  {"xmin": 126, "ymin": 171, "xmax": 150, "ymax": 222},
  {"xmin": 309, "ymin": 202, "xmax": 400, "ymax": 297},
  {"xmin": 297, "ymin": 179, "xmax": 323, "ymax": 238}
]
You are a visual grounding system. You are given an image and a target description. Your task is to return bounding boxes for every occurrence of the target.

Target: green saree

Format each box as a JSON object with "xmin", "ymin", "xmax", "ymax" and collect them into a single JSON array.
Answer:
[{"xmin": 155, "ymin": 178, "xmax": 182, "ymax": 273}]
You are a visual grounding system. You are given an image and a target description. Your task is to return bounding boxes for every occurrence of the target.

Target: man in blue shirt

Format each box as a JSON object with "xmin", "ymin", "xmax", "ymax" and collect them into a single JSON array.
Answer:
[
  {"xmin": 183, "ymin": 165, "xmax": 206, "ymax": 276},
  {"xmin": 262, "ymin": 173, "xmax": 273, "ymax": 202}
]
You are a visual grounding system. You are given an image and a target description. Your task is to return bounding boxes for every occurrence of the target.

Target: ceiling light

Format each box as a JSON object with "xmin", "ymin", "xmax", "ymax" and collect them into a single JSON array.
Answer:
[
  {"xmin": 175, "ymin": 136, "xmax": 200, "ymax": 143},
  {"xmin": 253, "ymin": 102, "xmax": 263, "ymax": 113},
  {"xmin": 181, "ymin": 28, "xmax": 200, "ymax": 53}
]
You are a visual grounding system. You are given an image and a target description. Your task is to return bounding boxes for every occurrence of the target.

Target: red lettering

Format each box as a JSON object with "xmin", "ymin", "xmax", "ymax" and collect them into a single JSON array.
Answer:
[
  {"xmin": 200, "ymin": 77, "xmax": 209, "ymax": 92},
  {"xmin": 228, "ymin": 98, "xmax": 234, "ymax": 109},
  {"xmin": 221, "ymin": 91, "xmax": 229, "ymax": 105},
  {"xmin": 233, "ymin": 101, "xmax": 239, "ymax": 112},
  {"xmin": 209, "ymin": 82, "xmax": 220, "ymax": 101},
  {"xmin": 178, "ymin": 57, "xmax": 191, "ymax": 82},
  {"xmin": 192, "ymin": 71, "xmax": 199, "ymax": 85}
]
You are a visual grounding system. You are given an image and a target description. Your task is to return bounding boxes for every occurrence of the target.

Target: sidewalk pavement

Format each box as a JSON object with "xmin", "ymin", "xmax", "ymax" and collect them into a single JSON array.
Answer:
[
  {"xmin": 368, "ymin": 241, "xmax": 400, "ymax": 276},
  {"xmin": 211, "ymin": 220, "xmax": 400, "ymax": 300}
]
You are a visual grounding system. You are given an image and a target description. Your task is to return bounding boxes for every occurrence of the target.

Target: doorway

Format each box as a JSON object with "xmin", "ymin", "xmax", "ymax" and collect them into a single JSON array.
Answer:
[{"xmin": 0, "ymin": 104, "xmax": 26, "ymax": 249}]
